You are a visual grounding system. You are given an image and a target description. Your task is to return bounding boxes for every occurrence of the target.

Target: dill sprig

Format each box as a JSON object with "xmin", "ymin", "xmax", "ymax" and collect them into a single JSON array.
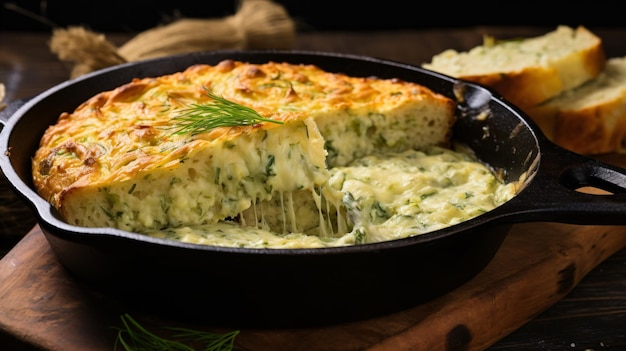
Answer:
[
  {"xmin": 113, "ymin": 314, "xmax": 239, "ymax": 351},
  {"xmin": 170, "ymin": 90, "xmax": 283, "ymax": 136}
]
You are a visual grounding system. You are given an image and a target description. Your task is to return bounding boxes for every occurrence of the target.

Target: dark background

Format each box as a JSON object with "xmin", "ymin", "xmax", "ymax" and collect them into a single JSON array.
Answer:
[{"xmin": 0, "ymin": 0, "xmax": 623, "ymax": 33}]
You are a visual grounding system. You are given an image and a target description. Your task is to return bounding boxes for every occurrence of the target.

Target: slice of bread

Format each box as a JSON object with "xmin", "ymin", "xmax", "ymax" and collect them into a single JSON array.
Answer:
[
  {"xmin": 422, "ymin": 26, "xmax": 606, "ymax": 113},
  {"xmin": 529, "ymin": 56, "xmax": 626, "ymax": 154}
]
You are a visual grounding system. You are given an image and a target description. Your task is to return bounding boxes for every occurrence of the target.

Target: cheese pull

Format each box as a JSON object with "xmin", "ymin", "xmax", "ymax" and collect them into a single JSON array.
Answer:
[
  {"xmin": 33, "ymin": 60, "xmax": 456, "ymax": 236},
  {"xmin": 143, "ymin": 146, "xmax": 518, "ymax": 248}
]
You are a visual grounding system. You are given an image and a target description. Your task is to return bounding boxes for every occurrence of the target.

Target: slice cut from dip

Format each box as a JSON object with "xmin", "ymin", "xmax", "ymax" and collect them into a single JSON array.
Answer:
[
  {"xmin": 144, "ymin": 145, "xmax": 518, "ymax": 248},
  {"xmin": 31, "ymin": 59, "xmax": 516, "ymax": 248}
]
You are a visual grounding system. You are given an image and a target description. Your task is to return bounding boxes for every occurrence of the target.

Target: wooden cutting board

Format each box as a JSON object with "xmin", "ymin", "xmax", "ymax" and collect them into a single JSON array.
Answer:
[{"xmin": 1, "ymin": 220, "xmax": 626, "ymax": 351}]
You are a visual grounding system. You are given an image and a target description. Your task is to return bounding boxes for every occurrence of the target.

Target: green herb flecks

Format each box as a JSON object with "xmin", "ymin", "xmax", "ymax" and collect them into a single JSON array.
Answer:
[
  {"xmin": 170, "ymin": 90, "xmax": 283, "ymax": 136},
  {"xmin": 114, "ymin": 314, "xmax": 239, "ymax": 351}
]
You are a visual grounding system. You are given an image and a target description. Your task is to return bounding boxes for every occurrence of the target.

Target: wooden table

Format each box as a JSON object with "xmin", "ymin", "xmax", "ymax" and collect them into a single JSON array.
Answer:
[{"xmin": 1, "ymin": 26, "xmax": 626, "ymax": 350}]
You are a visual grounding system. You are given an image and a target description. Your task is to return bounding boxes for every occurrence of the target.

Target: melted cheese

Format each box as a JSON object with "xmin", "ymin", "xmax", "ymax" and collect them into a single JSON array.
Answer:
[
  {"xmin": 33, "ymin": 60, "xmax": 456, "ymax": 235},
  {"xmin": 144, "ymin": 145, "xmax": 517, "ymax": 248},
  {"xmin": 32, "ymin": 60, "xmax": 518, "ymax": 249}
]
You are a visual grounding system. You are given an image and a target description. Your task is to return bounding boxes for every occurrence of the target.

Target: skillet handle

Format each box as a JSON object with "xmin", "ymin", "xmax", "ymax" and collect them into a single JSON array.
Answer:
[{"xmin": 500, "ymin": 141, "xmax": 626, "ymax": 225}]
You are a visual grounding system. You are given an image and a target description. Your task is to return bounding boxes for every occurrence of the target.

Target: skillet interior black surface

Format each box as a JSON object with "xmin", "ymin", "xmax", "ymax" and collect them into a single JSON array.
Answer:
[{"xmin": 1, "ymin": 50, "xmax": 622, "ymax": 327}]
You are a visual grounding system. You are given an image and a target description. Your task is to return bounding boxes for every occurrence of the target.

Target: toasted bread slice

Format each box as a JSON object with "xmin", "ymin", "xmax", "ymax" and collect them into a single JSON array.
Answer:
[
  {"xmin": 422, "ymin": 26, "xmax": 606, "ymax": 112},
  {"xmin": 529, "ymin": 56, "xmax": 626, "ymax": 154}
]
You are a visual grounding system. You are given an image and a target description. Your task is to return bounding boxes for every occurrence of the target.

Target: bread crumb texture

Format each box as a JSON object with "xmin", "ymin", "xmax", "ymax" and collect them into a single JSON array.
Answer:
[
  {"xmin": 32, "ymin": 60, "xmax": 456, "ymax": 233},
  {"xmin": 424, "ymin": 25, "xmax": 626, "ymax": 155},
  {"xmin": 533, "ymin": 56, "xmax": 626, "ymax": 154}
]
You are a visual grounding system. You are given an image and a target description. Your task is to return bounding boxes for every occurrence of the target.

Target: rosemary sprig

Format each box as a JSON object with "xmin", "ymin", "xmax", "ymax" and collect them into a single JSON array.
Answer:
[
  {"xmin": 113, "ymin": 314, "xmax": 239, "ymax": 351},
  {"xmin": 170, "ymin": 90, "xmax": 283, "ymax": 136}
]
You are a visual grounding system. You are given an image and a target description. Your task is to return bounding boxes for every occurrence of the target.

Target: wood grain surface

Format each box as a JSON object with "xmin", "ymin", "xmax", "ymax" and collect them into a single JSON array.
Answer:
[{"xmin": 0, "ymin": 221, "xmax": 625, "ymax": 351}]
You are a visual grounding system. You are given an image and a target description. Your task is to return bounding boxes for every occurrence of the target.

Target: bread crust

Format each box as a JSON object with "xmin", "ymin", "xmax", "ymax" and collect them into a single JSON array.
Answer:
[
  {"xmin": 552, "ymin": 98, "xmax": 626, "ymax": 154},
  {"xmin": 425, "ymin": 26, "xmax": 605, "ymax": 109},
  {"xmin": 33, "ymin": 59, "xmax": 456, "ymax": 231},
  {"xmin": 468, "ymin": 41, "xmax": 605, "ymax": 112},
  {"xmin": 424, "ymin": 25, "xmax": 615, "ymax": 154},
  {"xmin": 526, "ymin": 56, "xmax": 626, "ymax": 154}
]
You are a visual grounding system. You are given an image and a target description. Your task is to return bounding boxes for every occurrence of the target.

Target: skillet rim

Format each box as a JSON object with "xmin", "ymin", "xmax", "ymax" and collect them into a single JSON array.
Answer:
[{"xmin": 0, "ymin": 48, "xmax": 540, "ymax": 255}]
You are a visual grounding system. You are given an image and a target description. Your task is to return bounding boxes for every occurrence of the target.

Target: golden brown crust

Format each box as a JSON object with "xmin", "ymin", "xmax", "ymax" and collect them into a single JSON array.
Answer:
[
  {"xmin": 424, "ymin": 26, "xmax": 611, "ymax": 154},
  {"xmin": 453, "ymin": 32, "xmax": 606, "ymax": 112},
  {"xmin": 551, "ymin": 99, "xmax": 626, "ymax": 154},
  {"xmin": 33, "ymin": 59, "xmax": 456, "ymax": 216},
  {"xmin": 528, "ymin": 55, "xmax": 626, "ymax": 155},
  {"xmin": 463, "ymin": 68, "xmax": 563, "ymax": 111}
]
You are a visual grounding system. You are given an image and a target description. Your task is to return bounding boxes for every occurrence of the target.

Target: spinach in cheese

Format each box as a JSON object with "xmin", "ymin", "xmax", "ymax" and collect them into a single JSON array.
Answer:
[
  {"xmin": 145, "ymin": 145, "xmax": 517, "ymax": 248},
  {"xmin": 32, "ymin": 59, "xmax": 516, "ymax": 249}
]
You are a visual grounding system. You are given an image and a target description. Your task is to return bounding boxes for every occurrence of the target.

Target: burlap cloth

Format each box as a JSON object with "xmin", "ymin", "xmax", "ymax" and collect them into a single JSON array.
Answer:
[
  {"xmin": 49, "ymin": 0, "xmax": 296, "ymax": 78},
  {"xmin": 0, "ymin": 0, "xmax": 296, "ymax": 249}
]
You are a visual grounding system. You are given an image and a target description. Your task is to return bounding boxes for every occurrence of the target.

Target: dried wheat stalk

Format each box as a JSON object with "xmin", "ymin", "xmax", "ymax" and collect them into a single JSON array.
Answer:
[{"xmin": 49, "ymin": 0, "xmax": 296, "ymax": 78}]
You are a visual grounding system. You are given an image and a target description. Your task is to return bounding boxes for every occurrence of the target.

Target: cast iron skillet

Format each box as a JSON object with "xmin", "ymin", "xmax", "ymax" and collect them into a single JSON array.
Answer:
[{"xmin": 3, "ymin": 50, "xmax": 626, "ymax": 327}]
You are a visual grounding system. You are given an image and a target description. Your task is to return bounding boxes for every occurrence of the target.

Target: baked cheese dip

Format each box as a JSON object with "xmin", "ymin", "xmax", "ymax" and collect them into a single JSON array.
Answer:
[
  {"xmin": 146, "ymin": 145, "xmax": 517, "ymax": 248},
  {"xmin": 32, "ymin": 59, "xmax": 518, "ymax": 249}
]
